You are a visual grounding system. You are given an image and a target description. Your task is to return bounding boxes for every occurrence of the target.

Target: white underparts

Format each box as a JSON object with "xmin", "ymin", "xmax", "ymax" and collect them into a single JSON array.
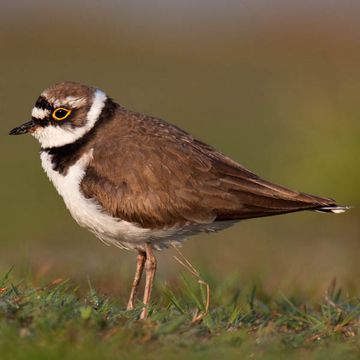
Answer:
[
  {"xmin": 32, "ymin": 89, "xmax": 107, "ymax": 148},
  {"xmin": 40, "ymin": 151, "xmax": 233, "ymax": 251}
]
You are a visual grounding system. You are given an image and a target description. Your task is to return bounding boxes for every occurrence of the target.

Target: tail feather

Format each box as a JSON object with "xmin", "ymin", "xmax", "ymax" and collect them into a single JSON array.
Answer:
[
  {"xmin": 210, "ymin": 156, "xmax": 350, "ymax": 220},
  {"xmin": 216, "ymin": 176, "xmax": 350, "ymax": 220},
  {"xmin": 315, "ymin": 205, "xmax": 350, "ymax": 214}
]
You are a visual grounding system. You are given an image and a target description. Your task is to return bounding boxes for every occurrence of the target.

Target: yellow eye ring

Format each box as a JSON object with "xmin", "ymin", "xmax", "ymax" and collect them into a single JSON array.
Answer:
[{"xmin": 52, "ymin": 107, "xmax": 71, "ymax": 121}]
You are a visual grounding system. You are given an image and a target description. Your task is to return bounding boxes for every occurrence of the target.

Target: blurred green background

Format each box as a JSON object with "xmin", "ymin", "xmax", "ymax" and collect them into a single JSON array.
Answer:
[{"xmin": 1, "ymin": 1, "xmax": 359, "ymax": 298}]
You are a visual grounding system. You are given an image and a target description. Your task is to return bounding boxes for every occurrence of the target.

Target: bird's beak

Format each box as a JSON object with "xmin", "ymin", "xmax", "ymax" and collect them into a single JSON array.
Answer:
[{"xmin": 9, "ymin": 120, "xmax": 38, "ymax": 135}]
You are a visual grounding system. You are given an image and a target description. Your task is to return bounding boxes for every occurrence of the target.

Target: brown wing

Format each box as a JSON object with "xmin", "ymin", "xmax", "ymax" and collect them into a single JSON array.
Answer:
[{"xmin": 80, "ymin": 109, "xmax": 338, "ymax": 229}]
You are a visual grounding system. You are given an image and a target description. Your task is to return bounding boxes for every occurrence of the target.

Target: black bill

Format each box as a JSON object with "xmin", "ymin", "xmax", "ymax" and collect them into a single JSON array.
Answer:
[{"xmin": 9, "ymin": 120, "xmax": 37, "ymax": 135}]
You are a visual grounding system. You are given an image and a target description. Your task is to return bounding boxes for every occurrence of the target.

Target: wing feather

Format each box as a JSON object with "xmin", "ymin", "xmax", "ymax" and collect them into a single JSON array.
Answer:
[{"xmin": 80, "ymin": 110, "xmax": 339, "ymax": 228}]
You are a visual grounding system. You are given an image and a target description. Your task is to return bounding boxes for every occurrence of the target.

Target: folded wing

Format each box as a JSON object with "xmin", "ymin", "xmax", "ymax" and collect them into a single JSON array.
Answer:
[{"xmin": 80, "ymin": 113, "xmax": 344, "ymax": 229}]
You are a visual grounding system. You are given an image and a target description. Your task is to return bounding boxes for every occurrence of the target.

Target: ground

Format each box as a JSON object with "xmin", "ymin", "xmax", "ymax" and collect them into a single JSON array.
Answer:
[{"xmin": 1, "ymin": 269, "xmax": 360, "ymax": 360}]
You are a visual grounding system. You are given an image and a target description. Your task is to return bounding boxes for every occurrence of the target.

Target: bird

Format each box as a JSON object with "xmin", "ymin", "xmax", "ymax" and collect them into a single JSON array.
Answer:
[{"xmin": 9, "ymin": 81, "xmax": 347, "ymax": 319}]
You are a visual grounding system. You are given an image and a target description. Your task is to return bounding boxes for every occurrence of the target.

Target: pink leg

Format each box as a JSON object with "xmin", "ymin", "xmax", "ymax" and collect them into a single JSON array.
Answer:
[
  {"xmin": 140, "ymin": 243, "xmax": 157, "ymax": 319},
  {"xmin": 126, "ymin": 251, "xmax": 146, "ymax": 311}
]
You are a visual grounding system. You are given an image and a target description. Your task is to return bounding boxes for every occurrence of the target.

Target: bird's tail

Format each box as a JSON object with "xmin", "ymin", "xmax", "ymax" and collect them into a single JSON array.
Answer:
[
  {"xmin": 315, "ymin": 205, "xmax": 350, "ymax": 214},
  {"xmin": 216, "ymin": 174, "xmax": 350, "ymax": 220},
  {"xmin": 211, "ymin": 156, "xmax": 350, "ymax": 220}
]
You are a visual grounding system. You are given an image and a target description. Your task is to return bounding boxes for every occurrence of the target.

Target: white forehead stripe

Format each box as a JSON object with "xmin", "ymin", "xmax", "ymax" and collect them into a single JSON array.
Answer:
[
  {"xmin": 32, "ymin": 107, "xmax": 50, "ymax": 119},
  {"xmin": 32, "ymin": 89, "xmax": 107, "ymax": 148}
]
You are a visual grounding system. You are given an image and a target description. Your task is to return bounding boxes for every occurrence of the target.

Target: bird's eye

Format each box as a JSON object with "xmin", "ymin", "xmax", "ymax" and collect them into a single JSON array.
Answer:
[{"xmin": 52, "ymin": 108, "xmax": 71, "ymax": 121}]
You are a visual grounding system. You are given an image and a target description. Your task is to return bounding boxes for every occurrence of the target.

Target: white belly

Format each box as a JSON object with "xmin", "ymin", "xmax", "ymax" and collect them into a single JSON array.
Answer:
[{"xmin": 40, "ymin": 150, "xmax": 235, "ymax": 251}]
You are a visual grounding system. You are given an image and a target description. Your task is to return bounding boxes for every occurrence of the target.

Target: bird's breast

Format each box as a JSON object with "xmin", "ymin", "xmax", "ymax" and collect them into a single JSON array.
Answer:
[{"xmin": 39, "ymin": 150, "xmax": 193, "ymax": 250}]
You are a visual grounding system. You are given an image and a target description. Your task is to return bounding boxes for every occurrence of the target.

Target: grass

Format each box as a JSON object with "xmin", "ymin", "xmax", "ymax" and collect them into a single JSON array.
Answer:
[{"xmin": 1, "ymin": 269, "xmax": 360, "ymax": 359}]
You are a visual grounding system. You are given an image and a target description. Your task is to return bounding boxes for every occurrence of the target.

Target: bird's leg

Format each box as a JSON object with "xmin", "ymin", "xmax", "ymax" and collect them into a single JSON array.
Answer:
[
  {"xmin": 140, "ymin": 243, "xmax": 157, "ymax": 320},
  {"xmin": 126, "ymin": 251, "xmax": 146, "ymax": 311}
]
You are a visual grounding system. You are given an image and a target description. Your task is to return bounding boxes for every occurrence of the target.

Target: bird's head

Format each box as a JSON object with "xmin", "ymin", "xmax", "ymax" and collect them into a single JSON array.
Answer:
[{"xmin": 9, "ymin": 81, "xmax": 108, "ymax": 148}]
